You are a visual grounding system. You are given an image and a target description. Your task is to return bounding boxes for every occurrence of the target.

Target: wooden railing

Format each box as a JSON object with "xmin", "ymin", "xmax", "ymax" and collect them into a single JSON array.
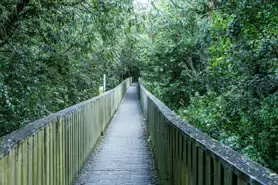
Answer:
[
  {"xmin": 0, "ymin": 78, "xmax": 132, "ymax": 185},
  {"xmin": 139, "ymin": 82, "xmax": 278, "ymax": 185}
]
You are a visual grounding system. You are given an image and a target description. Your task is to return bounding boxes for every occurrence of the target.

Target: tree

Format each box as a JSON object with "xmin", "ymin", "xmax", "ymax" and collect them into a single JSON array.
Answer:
[
  {"xmin": 0, "ymin": 0, "xmax": 140, "ymax": 136},
  {"xmin": 138, "ymin": 0, "xmax": 278, "ymax": 171}
]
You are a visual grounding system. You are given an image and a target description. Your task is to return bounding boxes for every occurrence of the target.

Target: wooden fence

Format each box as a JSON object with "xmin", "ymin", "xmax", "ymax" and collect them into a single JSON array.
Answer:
[
  {"xmin": 139, "ymin": 82, "xmax": 278, "ymax": 185},
  {"xmin": 0, "ymin": 78, "xmax": 132, "ymax": 185}
]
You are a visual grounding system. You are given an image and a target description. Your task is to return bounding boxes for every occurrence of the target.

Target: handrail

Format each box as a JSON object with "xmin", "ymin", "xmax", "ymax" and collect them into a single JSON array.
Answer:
[
  {"xmin": 0, "ymin": 77, "xmax": 132, "ymax": 185},
  {"xmin": 139, "ymin": 81, "xmax": 278, "ymax": 185}
]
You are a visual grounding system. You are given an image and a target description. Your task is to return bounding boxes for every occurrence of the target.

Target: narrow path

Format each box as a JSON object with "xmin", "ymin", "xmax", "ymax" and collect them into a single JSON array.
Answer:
[{"xmin": 73, "ymin": 83, "xmax": 159, "ymax": 185}]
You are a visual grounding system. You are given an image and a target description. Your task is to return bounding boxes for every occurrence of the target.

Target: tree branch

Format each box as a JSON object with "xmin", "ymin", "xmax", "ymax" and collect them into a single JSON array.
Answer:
[
  {"xmin": 0, "ymin": 0, "xmax": 30, "ymax": 48},
  {"xmin": 169, "ymin": 0, "xmax": 190, "ymax": 13}
]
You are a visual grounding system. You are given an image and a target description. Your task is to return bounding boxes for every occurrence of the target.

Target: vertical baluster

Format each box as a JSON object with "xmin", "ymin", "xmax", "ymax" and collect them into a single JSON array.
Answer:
[
  {"xmin": 5, "ymin": 154, "xmax": 11, "ymax": 185},
  {"xmin": 198, "ymin": 147, "xmax": 205, "ymax": 185},
  {"xmin": 214, "ymin": 159, "xmax": 221, "ymax": 185},
  {"xmin": 178, "ymin": 132, "xmax": 183, "ymax": 185},
  {"xmin": 183, "ymin": 136, "xmax": 188, "ymax": 185},
  {"xmin": 224, "ymin": 167, "xmax": 232, "ymax": 185},
  {"xmin": 28, "ymin": 137, "xmax": 33, "ymax": 185},
  {"xmin": 11, "ymin": 145, "xmax": 16, "ymax": 185},
  {"xmin": 65, "ymin": 116, "xmax": 69, "ymax": 185},
  {"xmin": 174, "ymin": 130, "xmax": 178, "ymax": 185},
  {"xmin": 169, "ymin": 126, "xmax": 174, "ymax": 185},
  {"xmin": 70, "ymin": 114, "xmax": 73, "ymax": 184},
  {"xmin": 45, "ymin": 127, "xmax": 50, "ymax": 185},
  {"xmin": 187, "ymin": 138, "xmax": 192, "ymax": 185},
  {"xmin": 0, "ymin": 155, "xmax": 4, "ymax": 185},
  {"xmin": 62, "ymin": 118, "xmax": 66, "ymax": 185},
  {"xmin": 50, "ymin": 123, "xmax": 54, "ymax": 185},
  {"xmin": 73, "ymin": 112, "xmax": 77, "ymax": 178},
  {"xmin": 205, "ymin": 154, "xmax": 212, "ymax": 185},
  {"xmin": 53, "ymin": 122, "xmax": 57, "ymax": 185},
  {"xmin": 56, "ymin": 119, "xmax": 61, "ymax": 185},
  {"xmin": 77, "ymin": 110, "xmax": 80, "ymax": 173},
  {"xmin": 33, "ymin": 133, "xmax": 37, "ymax": 185},
  {"xmin": 37, "ymin": 130, "xmax": 43, "ymax": 185}
]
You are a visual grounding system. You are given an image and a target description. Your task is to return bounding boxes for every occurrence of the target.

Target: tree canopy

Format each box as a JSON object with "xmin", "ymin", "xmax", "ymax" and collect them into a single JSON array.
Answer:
[
  {"xmin": 0, "ymin": 0, "xmax": 140, "ymax": 136},
  {"xmin": 138, "ymin": 0, "xmax": 277, "ymax": 171}
]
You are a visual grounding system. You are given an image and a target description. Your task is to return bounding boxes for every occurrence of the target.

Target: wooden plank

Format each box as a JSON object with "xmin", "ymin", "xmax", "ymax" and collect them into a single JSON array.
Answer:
[
  {"xmin": 22, "ymin": 140, "xmax": 28, "ymax": 185},
  {"xmin": 0, "ymin": 156, "xmax": 4, "ymax": 185},
  {"xmin": 45, "ymin": 127, "xmax": 50, "ymax": 185},
  {"xmin": 73, "ymin": 112, "xmax": 77, "ymax": 180},
  {"xmin": 85, "ymin": 105, "xmax": 89, "ymax": 160},
  {"xmin": 172, "ymin": 127, "xmax": 176, "ymax": 185},
  {"xmin": 36, "ymin": 131, "xmax": 40, "ymax": 185},
  {"xmin": 178, "ymin": 132, "xmax": 183, "ymax": 185},
  {"xmin": 70, "ymin": 114, "xmax": 73, "ymax": 184},
  {"xmin": 77, "ymin": 110, "xmax": 80, "ymax": 173},
  {"xmin": 59, "ymin": 118, "xmax": 63, "ymax": 185},
  {"xmin": 175, "ymin": 130, "xmax": 179, "ymax": 185},
  {"xmin": 169, "ymin": 126, "xmax": 173, "ymax": 185},
  {"xmin": 163, "ymin": 122, "xmax": 170, "ymax": 185},
  {"xmin": 49, "ymin": 124, "xmax": 53, "ymax": 185},
  {"xmin": 214, "ymin": 159, "xmax": 221, "ymax": 185},
  {"xmin": 61, "ymin": 118, "xmax": 66, "ymax": 185},
  {"xmin": 37, "ymin": 130, "xmax": 43, "ymax": 185},
  {"xmin": 4, "ymin": 154, "xmax": 10, "ymax": 185},
  {"xmin": 182, "ymin": 136, "xmax": 187, "ymax": 185},
  {"xmin": 88, "ymin": 103, "xmax": 92, "ymax": 154},
  {"xmin": 205, "ymin": 154, "xmax": 212, "ymax": 185},
  {"xmin": 75, "ymin": 112, "xmax": 78, "ymax": 177},
  {"xmin": 77, "ymin": 111, "xmax": 80, "ymax": 174},
  {"xmin": 192, "ymin": 140, "xmax": 197, "ymax": 185},
  {"xmin": 155, "ymin": 112, "xmax": 160, "ymax": 171},
  {"xmin": 28, "ymin": 136, "xmax": 33, "ymax": 185},
  {"xmin": 66, "ymin": 116, "xmax": 69, "ymax": 185},
  {"xmin": 75, "ymin": 112, "xmax": 78, "ymax": 176},
  {"xmin": 82, "ymin": 108, "xmax": 85, "ymax": 164},
  {"xmin": 198, "ymin": 147, "xmax": 204, "ymax": 185},
  {"xmin": 11, "ymin": 146, "xmax": 16, "ymax": 185},
  {"xmin": 187, "ymin": 138, "xmax": 192, "ymax": 185},
  {"xmin": 158, "ymin": 112, "xmax": 161, "ymax": 171},
  {"xmin": 33, "ymin": 133, "xmax": 37, "ymax": 185},
  {"xmin": 16, "ymin": 143, "xmax": 22, "ymax": 185},
  {"xmin": 163, "ymin": 120, "xmax": 169, "ymax": 184},
  {"xmin": 79, "ymin": 110, "xmax": 82, "ymax": 168},
  {"xmin": 224, "ymin": 167, "xmax": 233, "ymax": 185},
  {"xmin": 72, "ymin": 113, "xmax": 76, "ymax": 180},
  {"xmin": 56, "ymin": 120, "xmax": 61, "ymax": 185},
  {"xmin": 68, "ymin": 115, "xmax": 72, "ymax": 185},
  {"xmin": 53, "ymin": 122, "xmax": 57, "ymax": 185}
]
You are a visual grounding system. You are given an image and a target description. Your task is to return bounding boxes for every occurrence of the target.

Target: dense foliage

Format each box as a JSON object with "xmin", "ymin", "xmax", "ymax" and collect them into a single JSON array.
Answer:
[
  {"xmin": 0, "ymin": 0, "xmax": 140, "ymax": 137},
  {"xmin": 139, "ymin": 0, "xmax": 278, "ymax": 171},
  {"xmin": 0, "ymin": 0, "xmax": 277, "ymax": 172}
]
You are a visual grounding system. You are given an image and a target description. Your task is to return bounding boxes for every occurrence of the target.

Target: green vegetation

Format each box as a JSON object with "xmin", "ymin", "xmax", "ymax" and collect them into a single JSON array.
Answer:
[
  {"xmin": 0, "ymin": 0, "xmax": 277, "ymax": 172},
  {"xmin": 0, "ymin": 0, "xmax": 139, "ymax": 136},
  {"xmin": 138, "ymin": 0, "xmax": 278, "ymax": 171}
]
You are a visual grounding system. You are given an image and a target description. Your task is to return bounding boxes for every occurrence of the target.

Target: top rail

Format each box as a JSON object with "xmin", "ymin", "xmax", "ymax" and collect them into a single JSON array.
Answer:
[
  {"xmin": 0, "ymin": 77, "xmax": 132, "ymax": 185},
  {"xmin": 139, "ymin": 81, "xmax": 278, "ymax": 185}
]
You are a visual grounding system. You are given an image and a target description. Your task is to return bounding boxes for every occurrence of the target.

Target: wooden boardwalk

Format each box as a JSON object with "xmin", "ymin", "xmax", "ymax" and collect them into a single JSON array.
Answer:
[{"xmin": 73, "ymin": 83, "xmax": 159, "ymax": 185}]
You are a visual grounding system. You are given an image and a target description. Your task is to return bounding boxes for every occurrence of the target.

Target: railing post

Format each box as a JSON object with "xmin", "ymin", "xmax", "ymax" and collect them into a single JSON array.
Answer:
[{"xmin": 103, "ymin": 74, "xmax": 106, "ymax": 92}]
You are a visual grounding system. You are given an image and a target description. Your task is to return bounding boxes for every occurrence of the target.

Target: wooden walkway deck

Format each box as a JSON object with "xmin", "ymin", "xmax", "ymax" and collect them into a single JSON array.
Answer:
[{"xmin": 73, "ymin": 83, "xmax": 159, "ymax": 185}]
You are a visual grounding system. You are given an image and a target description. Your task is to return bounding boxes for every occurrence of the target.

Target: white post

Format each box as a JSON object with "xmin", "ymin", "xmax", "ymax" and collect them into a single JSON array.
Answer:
[{"xmin": 103, "ymin": 74, "xmax": 106, "ymax": 92}]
